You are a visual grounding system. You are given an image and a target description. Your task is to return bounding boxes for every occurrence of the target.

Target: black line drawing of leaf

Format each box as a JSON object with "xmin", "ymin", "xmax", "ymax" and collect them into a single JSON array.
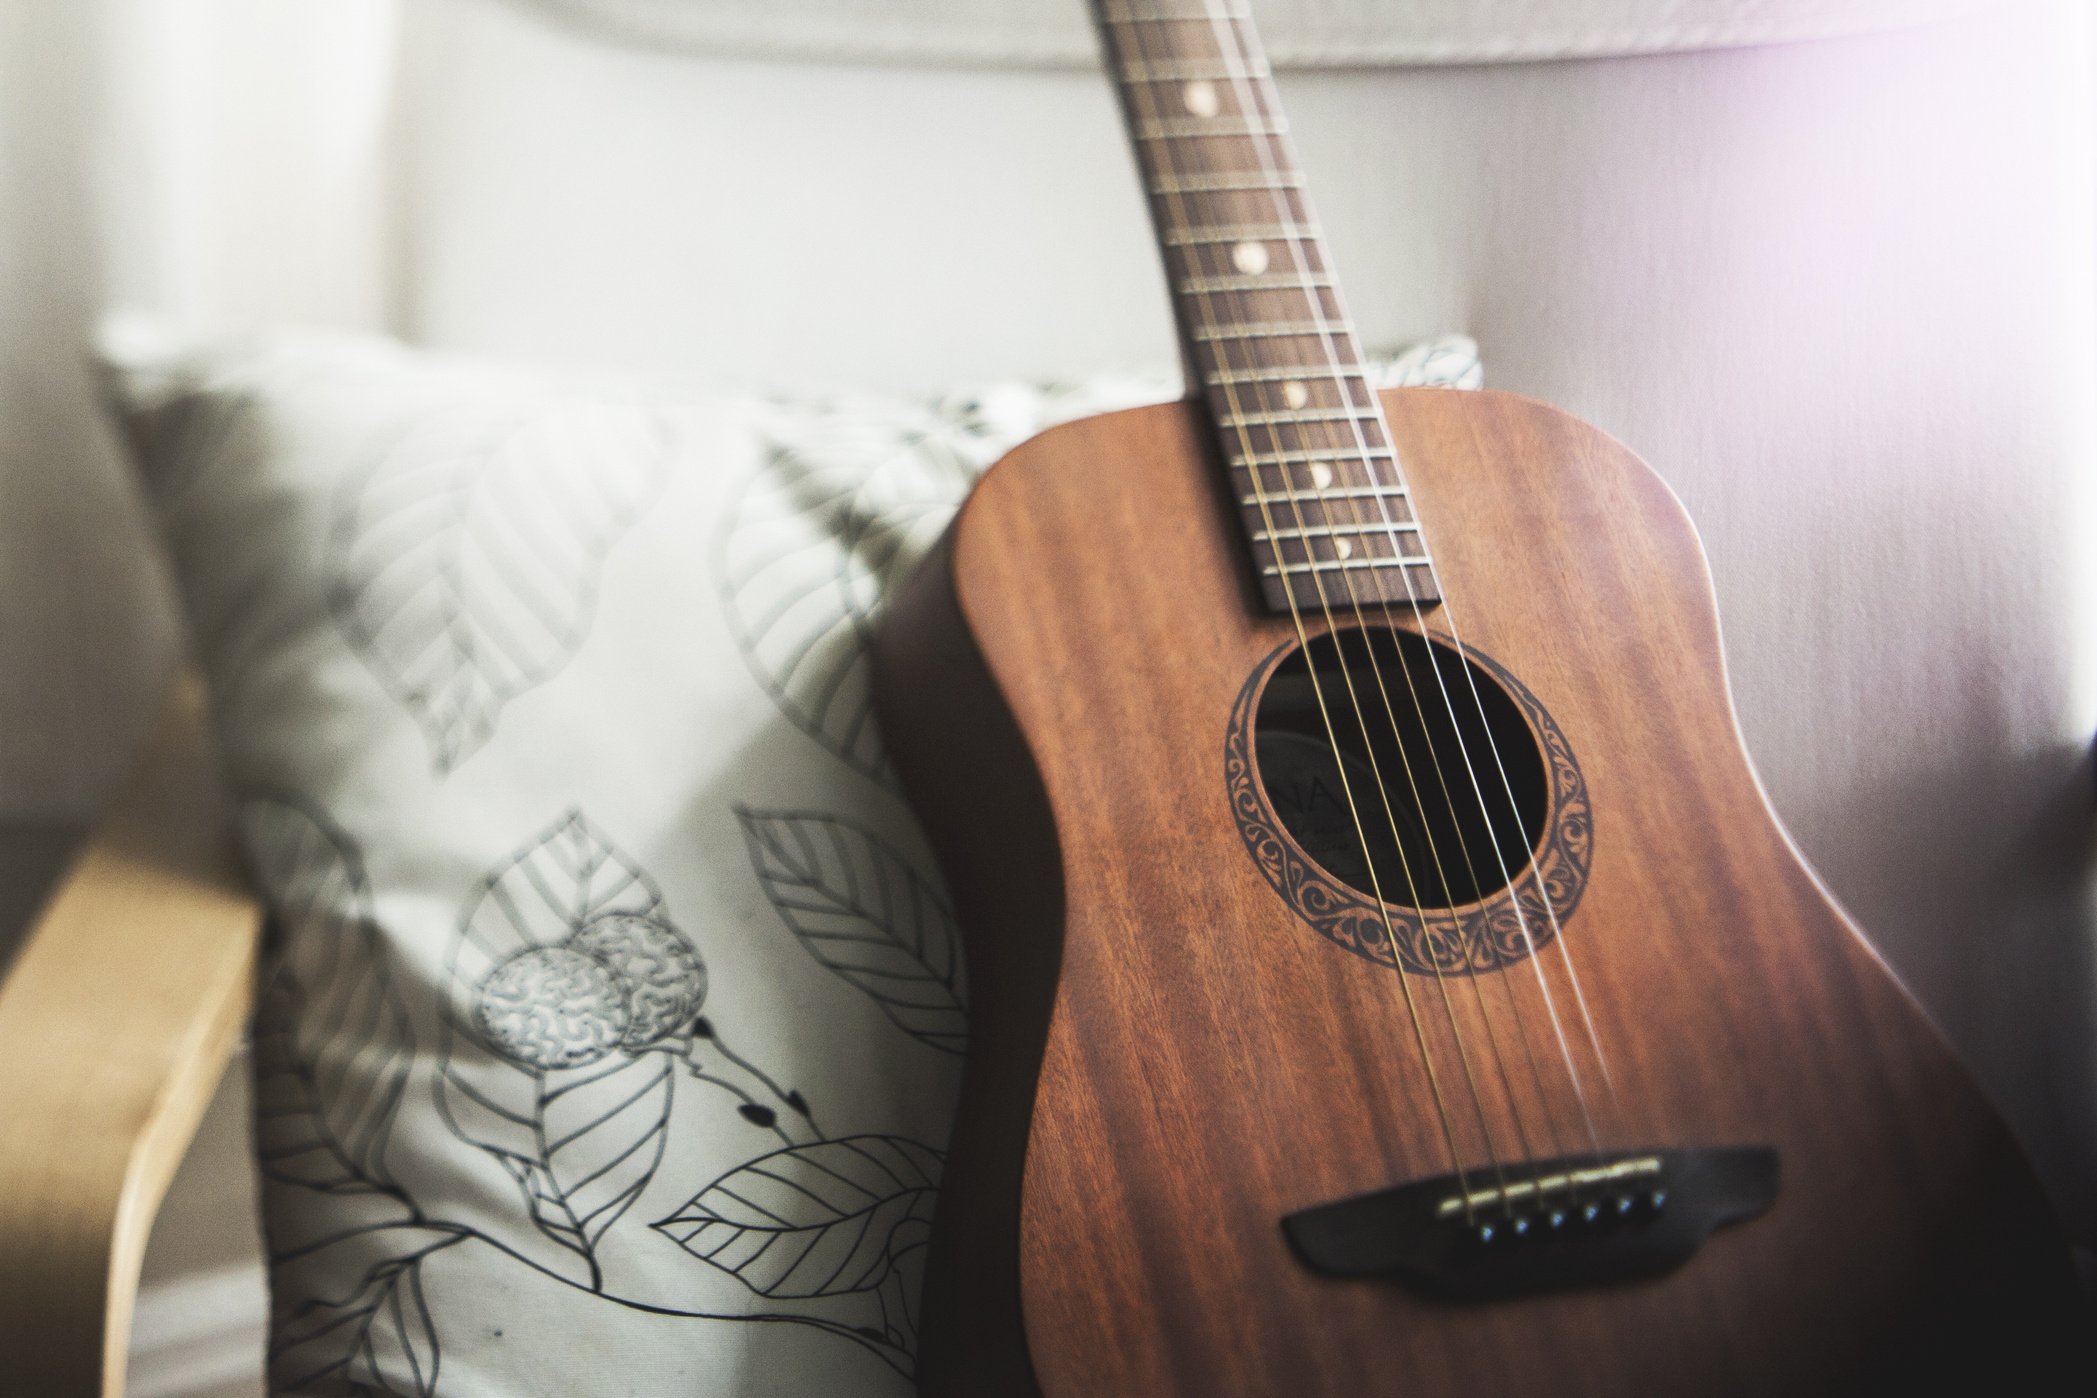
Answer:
[
  {"xmin": 438, "ymin": 810, "xmax": 678, "ymax": 1289},
  {"xmin": 454, "ymin": 809, "xmax": 666, "ymax": 972},
  {"xmin": 331, "ymin": 398, "xmax": 672, "ymax": 772},
  {"xmin": 715, "ymin": 404, "xmax": 982, "ymax": 778},
  {"xmin": 654, "ymin": 1135, "xmax": 942, "ymax": 1299},
  {"xmin": 875, "ymin": 1214, "xmax": 933, "ymax": 1353},
  {"xmin": 735, "ymin": 809, "xmax": 967, "ymax": 1055},
  {"xmin": 269, "ymin": 1225, "xmax": 465, "ymax": 1397},
  {"xmin": 492, "ymin": 1053, "xmax": 674, "ymax": 1280},
  {"xmin": 244, "ymin": 796, "xmax": 415, "ymax": 1195}
]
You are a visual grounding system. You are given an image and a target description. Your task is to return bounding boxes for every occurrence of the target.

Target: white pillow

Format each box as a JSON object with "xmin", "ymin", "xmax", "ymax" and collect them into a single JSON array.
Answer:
[{"xmin": 101, "ymin": 327, "xmax": 1480, "ymax": 1396}]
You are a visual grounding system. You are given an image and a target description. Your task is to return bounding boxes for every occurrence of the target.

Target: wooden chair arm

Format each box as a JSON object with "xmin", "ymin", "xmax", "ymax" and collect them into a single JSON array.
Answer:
[{"xmin": 0, "ymin": 674, "xmax": 262, "ymax": 1398}]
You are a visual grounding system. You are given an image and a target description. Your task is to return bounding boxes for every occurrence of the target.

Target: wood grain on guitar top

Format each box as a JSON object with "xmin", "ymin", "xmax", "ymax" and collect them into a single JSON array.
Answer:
[{"xmin": 871, "ymin": 387, "xmax": 2084, "ymax": 1397}]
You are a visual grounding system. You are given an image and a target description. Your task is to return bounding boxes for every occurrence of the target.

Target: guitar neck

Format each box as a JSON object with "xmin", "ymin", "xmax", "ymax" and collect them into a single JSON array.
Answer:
[{"xmin": 1091, "ymin": 0, "xmax": 1439, "ymax": 611}]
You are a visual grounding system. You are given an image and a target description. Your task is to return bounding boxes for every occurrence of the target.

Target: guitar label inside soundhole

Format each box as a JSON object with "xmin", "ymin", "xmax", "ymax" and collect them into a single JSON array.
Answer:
[{"xmin": 1225, "ymin": 628, "xmax": 1592, "ymax": 975}]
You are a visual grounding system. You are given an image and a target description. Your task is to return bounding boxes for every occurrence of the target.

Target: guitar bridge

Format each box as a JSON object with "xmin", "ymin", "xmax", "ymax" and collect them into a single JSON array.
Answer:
[{"xmin": 1281, "ymin": 1146, "xmax": 1779, "ymax": 1301}]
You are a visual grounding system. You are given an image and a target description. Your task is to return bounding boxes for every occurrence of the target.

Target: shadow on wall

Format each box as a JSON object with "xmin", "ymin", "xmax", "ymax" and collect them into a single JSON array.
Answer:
[
  {"xmin": 0, "ymin": 4, "xmax": 183, "ymax": 824},
  {"xmin": 1444, "ymin": 8, "xmax": 2097, "ymax": 1243},
  {"xmin": 0, "ymin": 0, "xmax": 400, "ymax": 825}
]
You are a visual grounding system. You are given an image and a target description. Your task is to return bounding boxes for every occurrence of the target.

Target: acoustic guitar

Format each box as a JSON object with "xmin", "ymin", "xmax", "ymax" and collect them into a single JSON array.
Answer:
[{"xmin": 871, "ymin": 2, "xmax": 2086, "ymax": 1392}]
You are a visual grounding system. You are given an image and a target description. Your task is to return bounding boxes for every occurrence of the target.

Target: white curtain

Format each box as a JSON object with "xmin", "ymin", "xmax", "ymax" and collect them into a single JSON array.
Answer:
[{"xmin": 0, "ymin": 0, "xmax": 398, "ymax": 820}]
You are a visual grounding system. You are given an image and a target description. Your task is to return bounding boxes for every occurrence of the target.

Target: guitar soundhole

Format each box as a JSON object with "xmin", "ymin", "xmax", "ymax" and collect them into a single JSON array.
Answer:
[
  {"xmin": 1254, "ymin": 628, "xmax": 1547, "ymax": 908},
  {"xmin": 1226, "ymin": 628, "xmax": 1591, "ymax": 975}
]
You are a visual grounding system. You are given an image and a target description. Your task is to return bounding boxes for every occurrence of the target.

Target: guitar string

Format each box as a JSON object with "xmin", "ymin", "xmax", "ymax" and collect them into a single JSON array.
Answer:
[
  {"xmin": 1196, "ymin": 11, "xmax": 1625, "ymax": 1153},
  {"xmin": 1187, "ymin": 0, "xmax": 1577, "ymax": 1201},
  {"xmin": 1437, "ymin": 599, "xmax": 1623, "ymax": 1124},
  {"xmin": 1123, "ymin": 10, "xmax": 1518, "ymax": 1215},
  {"xmin": 1182, "ymin": 3, "xmax": 1578, "ymax": 1186},
  {"xmin": 1174, "ymin": 16, "xmax": 1560, "ymax": 1193},
  {"xmin": 1247, "ymin": 200, "xmax": 1628, "ymax": 1150},
  {"xmin": 1169, "ymin": 7, "xmax": 1582, "ymax": 1209},
  {"xmin": 1193, "ymin": 2, "xmax": 1602, "ymax": 1166},
  {"xmin": 1107, "ymin": 2, "xmax": 1501, "ymax": 1215}
]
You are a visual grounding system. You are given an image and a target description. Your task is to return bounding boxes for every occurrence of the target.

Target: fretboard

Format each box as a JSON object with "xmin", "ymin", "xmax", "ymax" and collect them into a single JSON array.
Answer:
[{"xmin": 1092, "ymin": 0, "xmax": 1440, "ymax": 611}]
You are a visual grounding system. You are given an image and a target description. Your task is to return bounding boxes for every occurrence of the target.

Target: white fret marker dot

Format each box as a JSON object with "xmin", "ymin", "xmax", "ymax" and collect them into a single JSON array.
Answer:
[
  {"xmin": 1282, "ymin": 380, "xmax": 1310, "ymax": 409},
  {"xmin": 1309, "ymin": 462, "xmax": 1335, "ymax": 489},
  {"xmin": 1232, "ymin": 241, "xmax": 1270, "ymax": 276},
  {"xmin": 1334, "ymin": 538, "xmax": 1355, "ymax": 559},
  {"xmin": 1183, "ymin": 81, "xmax": 1221, "ymax": 117}
]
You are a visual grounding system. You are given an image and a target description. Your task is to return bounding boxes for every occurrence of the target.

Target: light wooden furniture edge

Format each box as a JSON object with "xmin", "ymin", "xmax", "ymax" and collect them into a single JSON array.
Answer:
[{"xmin": 0, "ymin": 673, "xmax": 262, "ymax": 1398}]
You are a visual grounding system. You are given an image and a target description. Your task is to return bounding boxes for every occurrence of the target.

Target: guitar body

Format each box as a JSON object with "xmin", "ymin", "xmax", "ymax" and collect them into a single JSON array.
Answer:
[{"xmin": 873, "ymin": 387, "xmax": 2083, "ymax": 1396}]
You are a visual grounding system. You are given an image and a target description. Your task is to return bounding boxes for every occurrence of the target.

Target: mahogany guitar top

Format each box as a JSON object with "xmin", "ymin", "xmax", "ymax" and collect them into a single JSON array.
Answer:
[{"xmin": 872, "ymin": 386, "xmax": 2084, "ymax": 1396}]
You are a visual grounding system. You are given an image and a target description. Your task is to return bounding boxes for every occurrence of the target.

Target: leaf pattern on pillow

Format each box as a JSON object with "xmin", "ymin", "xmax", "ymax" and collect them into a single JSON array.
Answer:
[
  {"xmin": 655, "ymin": 1135, "xmax": 941, "ymax": 1352},
  {"xmin": 241, "ymin": 797, "xmax": 473, "ymax": 1395},
  {"xmin": 439, "ymin": 810, "xmax": 686, "ymax": 1288},
  {"xmin": 245, "ymin": 795, "xmax": 416, "ymax": 1195},
  {"xmin": 708, "ymin": 371, "xmax": 1293, "ymax": 783},
  {"xmin": 736, "ymin": 808, "xmax": 967, "ymax": 1055},
  {"xmin": 267, "ymin": 1224, "xmax": 464, "ymax": 1398},
  {"xmin": 330, "ymin": 399, "xmax": 673, "ymax": 772},
  {"xmin": 425, "ymin": 808, "xmax": 932, "ymax": 1374},
  {"xmin": 715, "ymin": 402, "xmax": 986, "ymax": 779},
  {"xmin": 241, "ymin": 797, "xmax": 938, "ymax": 1390}
]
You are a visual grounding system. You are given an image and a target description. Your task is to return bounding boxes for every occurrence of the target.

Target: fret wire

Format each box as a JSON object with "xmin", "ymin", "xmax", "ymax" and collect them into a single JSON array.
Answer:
[
  {"xmin": 1206, "ymin": 365, "xmax": 1366, "ymax": 387},
  {"xmin": 1233, "ymin": 490, "xmax": 1417, "ymax": 517},
  {"xmin": 1254, "ymin": 520, "xmax": 1424, "ymax": 541},
  {"xmin": 1136, "ymin": 117, "xmax": 1289, "ymax": 140},
  {"xmin": 1177, "ymin": 273, "xmax": 1334, "ymax": 294},
  {"xmin": 1237, "ymin": 486, "xmax": 1407, "ymax": 508},
  {"xmin": 1236, "ymin": 473, "xmax": 1406, "ymax": 501},
  {"xmin": 1226, "ymin": 390, "xmax": 1375, "ymax": 417},
  {"xmin": 1166, "ymin": 223, "xmax": 1322, "ymax": 246},
  {"xmin": 1117, "ymin": 58, "xmax": 1272, "ymax": 82},
  {"xmin": 1148, "ymin": 172, "xmax": 1302, "ymax": 194},
  {"xmin": 1202, "ymin": 338, "xmax": 1370, "ymax": 369},
  {"xmin": 1220, "ymin": 406, "xmax": 1379, "ymax": 427},
  {"xmin": 1097, "ymin": 3, "xmax": 1251, "ymax": 22},
  {"xmin": 1261, "ymin": 557, "xmax": 1437, "ymax": 577},
  {"xmin": 1233, "ymin": 447, "xmax": 1398, "ymax": 472},
  {"xmin": 1224, "ymin": 448, "xmax": 1392, "ymax": 469},
  {"xmin": 1256, "ymin": 530, "xmax": 1427, "ymax": 564},
  {"xmin": 1191, "ymin": 319, "xmax": 1358, "ymax": 341},
  {"xmin": 1233, "ymin": 450, "xmax": 1399, "ymax": 473}
]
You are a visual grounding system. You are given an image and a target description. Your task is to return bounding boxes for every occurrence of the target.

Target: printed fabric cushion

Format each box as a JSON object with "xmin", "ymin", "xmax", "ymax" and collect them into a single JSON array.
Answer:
[{"xmin": 99, "ymin": 326, "xmax": 1480, "ymax": 1397}]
